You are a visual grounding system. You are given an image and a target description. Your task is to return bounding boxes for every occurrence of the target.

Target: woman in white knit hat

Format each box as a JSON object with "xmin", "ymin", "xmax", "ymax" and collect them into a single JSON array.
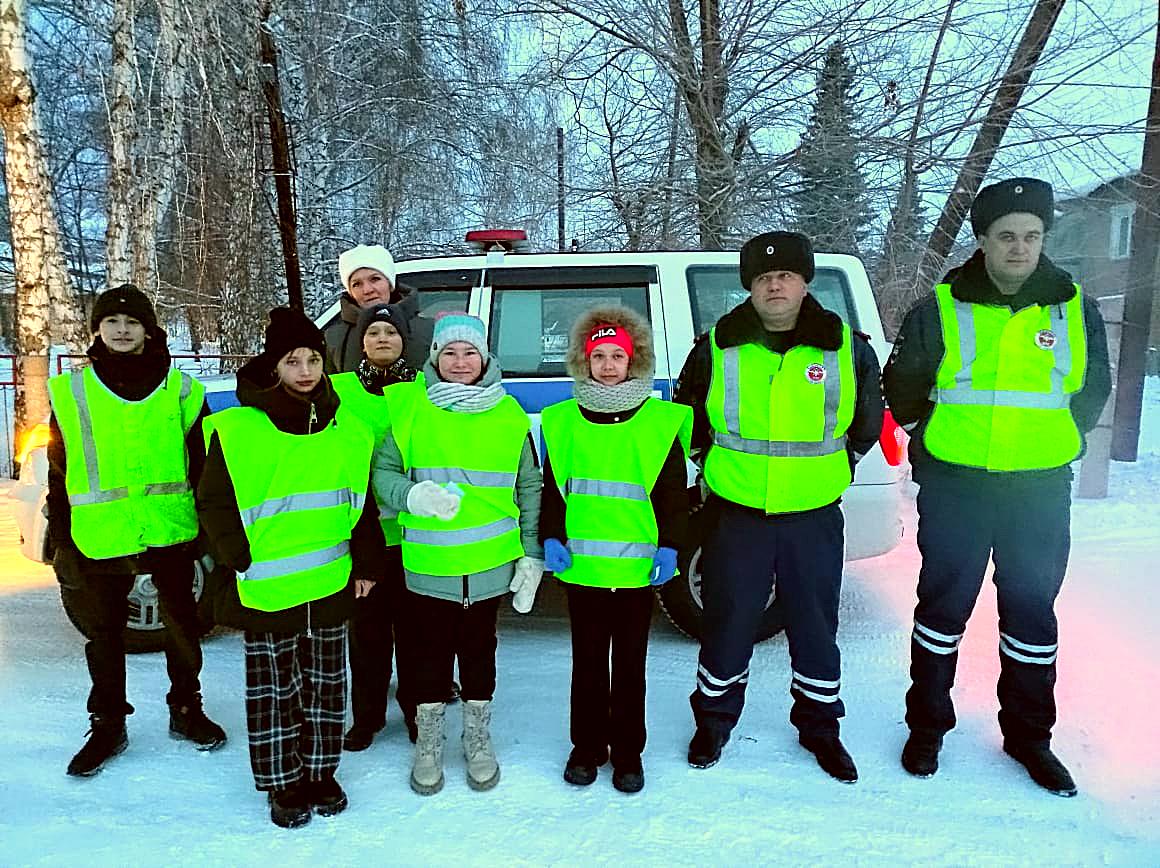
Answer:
[
  {"xmin": 325, "ymin": 244, "xmax": 435, "ymax": 373},
  {"xmin": 371, "ymin": 313, "xmax": 543, "ymax": 796}
]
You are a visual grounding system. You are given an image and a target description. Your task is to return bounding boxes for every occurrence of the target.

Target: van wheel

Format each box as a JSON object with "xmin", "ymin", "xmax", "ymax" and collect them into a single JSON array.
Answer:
[
  {"xmin": 657, "ymin": 500, "xmax": 785, "ymax": 642},
  {"xmin": 60, "ymin": 557, "xmax": 215, "ymax": 655}
]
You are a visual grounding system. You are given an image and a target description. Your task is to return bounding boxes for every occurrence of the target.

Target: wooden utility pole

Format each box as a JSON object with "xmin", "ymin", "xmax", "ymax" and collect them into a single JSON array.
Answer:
[
  {"xmin": 557, "ymin": 127, "xmax": 565, "ymax": 252},
  {"xmin": 915, "ymin": 0, "xmax": 1065, "ymax": 291},
  {"xmin": 1111, "ymin": 12, "xmax": 1160, "ymax": 462},
  {"xmin": 258, "ymin": 5, "xmax": 303, "ymax": 312}
]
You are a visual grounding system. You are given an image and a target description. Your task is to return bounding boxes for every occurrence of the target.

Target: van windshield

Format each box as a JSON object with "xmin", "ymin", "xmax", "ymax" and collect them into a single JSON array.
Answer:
[
  {"xmin": 394, "ymin": 268, "xmax": 479, "ymax": 318},
  {"xmin": 686, "ymin": 265, "xmax": 857, "ymax": 338}
]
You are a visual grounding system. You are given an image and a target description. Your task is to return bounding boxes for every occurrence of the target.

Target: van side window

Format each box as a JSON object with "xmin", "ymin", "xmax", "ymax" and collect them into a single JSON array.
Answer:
[
  {"xmin": 394, "ymin": 269, "xmax": 479, "ymax": 318},
  {"xmin": 487, "ymin": 266, "xmax": 654, "ymax": 377},
  {"xmin": 686, "ymin": 266, "xmax": 858, "ymax": 337}
]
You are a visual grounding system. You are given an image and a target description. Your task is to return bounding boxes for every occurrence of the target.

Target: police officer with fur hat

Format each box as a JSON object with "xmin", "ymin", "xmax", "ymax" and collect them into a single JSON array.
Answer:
[
  {"xmin": 674, "ymin": 231, "xmax": 884, "ymax": 782},
  {"xmin": 883, "ymin": 178, "xmax": 1112, "ymax": 796}
]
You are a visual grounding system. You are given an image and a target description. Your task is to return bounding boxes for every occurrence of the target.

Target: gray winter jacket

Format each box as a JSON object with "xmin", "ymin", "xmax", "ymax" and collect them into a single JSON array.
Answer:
[{"xmin": 371, "ymin": 358, "xmax": 543, "ymax": 604}]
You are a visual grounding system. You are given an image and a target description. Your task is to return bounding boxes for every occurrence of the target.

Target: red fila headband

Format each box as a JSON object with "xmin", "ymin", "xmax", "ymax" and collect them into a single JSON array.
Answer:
[{"xmin": 585, "ymin": 324, "xmax": 634, "ymax": 359}]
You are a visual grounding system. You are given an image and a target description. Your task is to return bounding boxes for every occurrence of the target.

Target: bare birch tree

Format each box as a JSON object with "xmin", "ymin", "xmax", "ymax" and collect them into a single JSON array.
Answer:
[
  {"xmin": 0, "ymin": 0, "xmax": 85, "ymax": 441},
  {"xmin": 104, "ymin": 0, "xmax": 201, "ymax": 301}
]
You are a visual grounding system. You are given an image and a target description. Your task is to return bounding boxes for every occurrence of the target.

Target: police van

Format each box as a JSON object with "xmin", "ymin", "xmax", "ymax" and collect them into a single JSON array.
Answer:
[{"xmin": 311, "ymin": 230, "xmax": 907, "ymax": 640}]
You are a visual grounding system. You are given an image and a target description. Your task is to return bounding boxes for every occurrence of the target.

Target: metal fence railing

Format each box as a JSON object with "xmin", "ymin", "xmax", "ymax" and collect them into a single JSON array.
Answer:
[
  {"xmin": 1, "ymin": 354, "xmax": 17, "ymax": 478},
  {"xmin": 55, "ymin": 353, "xmax": 249, "ymax": 377},
  {"xmin": 1, "ymin": 354, "xmax": 245, "ymax": 479}
]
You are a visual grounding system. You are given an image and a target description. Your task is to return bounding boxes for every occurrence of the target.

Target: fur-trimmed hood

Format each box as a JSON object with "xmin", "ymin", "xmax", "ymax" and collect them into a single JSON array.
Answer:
[{"xmin": 565, "ymin": 304, "xmax": 656, "ymax": 382}]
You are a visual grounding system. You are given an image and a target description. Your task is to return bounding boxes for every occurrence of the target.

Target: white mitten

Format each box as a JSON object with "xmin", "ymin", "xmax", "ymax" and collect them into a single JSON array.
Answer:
[
  {"xmin": 406, "ymin": 480, "xmax": 461, "ymax": 520},
  {"xmin": 509, "ymin": 556, "xmax": 545, "ymax": 614}
]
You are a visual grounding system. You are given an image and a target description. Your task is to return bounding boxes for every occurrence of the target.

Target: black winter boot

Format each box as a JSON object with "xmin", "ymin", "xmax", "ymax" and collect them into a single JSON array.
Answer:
[
  {"xmin": 307, "ymin": 775, "xmax": 349, "ymax": 816},
  {"xmin": 687, "ymin": 727, "xmax": 729, "ymax": 769},
  {"xmin": 268, "ymin": 784, "xmax": 312, "ymax": 829},
  {"xmin": 612, "ymin": 757, "xmax": 645, "ymax": 794},
  {"xmin": 563, "ymin": 748, "xmax": 607, "ymax": 786},
  {"xmin": 169, "ymin": 695, "xmax": 227, "ymax": 751},
  {"xmin": 901, "ymin": 732, "xmax": 943, "ymax": 778},
  {"xmin": 343, "ymin": 723, "xmax": 380, "ymax": 752},
  {"xmin": 67, "ymin": 714, "xmax": 128, "ymax": 777},
  {"xmin": 1003, "ymin": 741, "xmax": 1077, "ymax": 797},
  {"xmin": 799, "ymin": 734, "xmax": 859, "ymax": 783}
]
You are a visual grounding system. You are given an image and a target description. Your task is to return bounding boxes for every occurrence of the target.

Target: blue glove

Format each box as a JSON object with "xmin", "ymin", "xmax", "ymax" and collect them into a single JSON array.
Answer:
[
  {"xmin": 544, "ymin": 538, "xmax": 572, "ymax": 573},
  {"xmin": 650, "ymin": 547, "xmax": 678, "ymax": 586}
]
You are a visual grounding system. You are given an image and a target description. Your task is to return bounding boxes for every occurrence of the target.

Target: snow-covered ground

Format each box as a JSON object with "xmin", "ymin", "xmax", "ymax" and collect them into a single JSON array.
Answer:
[{"xmin": 1, "ymin": 383, "xmax": 1157, "ymax": 866}]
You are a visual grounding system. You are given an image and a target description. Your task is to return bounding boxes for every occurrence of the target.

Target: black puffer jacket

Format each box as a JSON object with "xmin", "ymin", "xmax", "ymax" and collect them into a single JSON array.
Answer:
[
  {"xmin": 674, "ymin": 293, "xmax": 884, "ymax": 514},
  {"xmin": 196, "ymin": 358, "xmax": 381, "ymax": 632},
  {"xmin": 47, "ymin": 333, "xmax": 209, "ymax": 580},
  {"xmin": 882, "ymin": 251, "xmax": 1112, "ymax": 483}
]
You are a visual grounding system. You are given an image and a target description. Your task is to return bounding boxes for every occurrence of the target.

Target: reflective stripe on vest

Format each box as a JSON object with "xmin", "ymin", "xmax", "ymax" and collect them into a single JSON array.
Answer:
[
  {"xmin": 247, "ymin": 541, "xmax": 351, "ymax": 582},
  {"xmin": 205, "ymin": 404, "xmax": 374, "ymax": 612},
  {"xmin": 47, "ymin": 366, "xmax": 203, "ymax": 558},
  {"xmin": 413, "ymin": 467, "xmax": 517, "ymax": 488},
  {"xmin": 923, "ymin": 283, "xmax": 1087, "ymax": 471},
  {"xmin": 703, "ymin": 324, "xmax": 855, "ymax": 513},
  {"xmin": 541, "ymin": 397, "xmax": 692, "ymax": 589},
  {"xmin": 240, "ymin": 488, "xmax": 367, "ymax": 527},
  {"xmin": 385, "ymin": 381, "xmax": 530, "ymax": 578}
]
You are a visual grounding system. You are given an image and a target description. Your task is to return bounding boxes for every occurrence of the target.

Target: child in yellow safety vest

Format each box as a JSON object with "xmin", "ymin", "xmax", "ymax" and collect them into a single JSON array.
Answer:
[
  {"xmin": 197, "ymin": 307, "xmax": 381, "ymax": 829},
  {"xmin": 47, "ymin": 285, "xmax": 227, "ymax": 778},
  {"xmin": 371, "ymin": 313, "xmax": 543, "ymax": 797},
  {"xmin": 331, "ymin": 302, "xmax": 422, "ymax": 752},
  {"xmin": 539, "ymin": 305, "xmax": 691, "ymax": 794}
]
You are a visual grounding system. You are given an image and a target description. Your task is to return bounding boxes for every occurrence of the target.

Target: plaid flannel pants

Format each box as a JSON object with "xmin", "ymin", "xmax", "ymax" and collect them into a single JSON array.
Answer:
[{"xmin": 243, "ymin": 625, "xmax": 347, "ymax": 791}]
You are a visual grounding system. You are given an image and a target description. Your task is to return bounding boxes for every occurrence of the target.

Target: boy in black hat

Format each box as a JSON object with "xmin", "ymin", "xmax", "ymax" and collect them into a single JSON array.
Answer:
[
  {"xmin": 47, "ymin": 285, "xmax": 227, "ymax": 778},
  {"xmin": 883, "ymin": 178, "xmax": 1112, "ymax": 796},
  {"xmin": 674, "ymin": 231, "xmax": 884, "ymax": 782}
]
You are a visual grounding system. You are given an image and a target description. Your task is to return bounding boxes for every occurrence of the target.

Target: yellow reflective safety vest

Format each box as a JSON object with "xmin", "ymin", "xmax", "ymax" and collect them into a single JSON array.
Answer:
[
  {"xmin": 703, "ymin": 324, "xmax": 855, "ymax": 514},
  {"xmin": 541, "ymin": 397, "xmax": 691, "ymax": 589},
  {"xmin": 331, "ymin": 371, "xmax": 407, "ymax": 545},
  {"xmin": 47, "ymin": 366, "xmax": 203, "ymax": 559},
  {"xmin": 204, "ymin": 404, "xmax": 373, "ymax": 613},
  {"xmin": 385, "ymin": 380, "xmax": 529, "ymax": 577},
  {"xmin": 924, "ymin": 283, "xmax": 1087, "ymax": 471}
]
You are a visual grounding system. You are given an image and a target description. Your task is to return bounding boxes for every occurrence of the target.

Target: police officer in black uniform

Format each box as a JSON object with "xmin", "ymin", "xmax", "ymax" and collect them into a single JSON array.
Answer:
[
  {"xmin": 675, "ymin": 232, "xmax": 883, "ymax": 782},
  {"xmin": 883, "ymin": 178, "xmax": 1111, "ymax": 796}
]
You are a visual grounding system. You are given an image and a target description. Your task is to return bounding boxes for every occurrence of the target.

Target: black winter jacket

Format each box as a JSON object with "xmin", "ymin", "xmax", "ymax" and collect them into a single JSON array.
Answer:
[
  {"xmin": 47, "ymin": 334, "xmax": 209, "ymax": 581},
  {"xmin": 323, "ymin": 288, "xmax": 434, "ymax": 374},
  {"xmin": 196, "ymin": 359, "xmax": 381, "ymax": 632},
  {"xmin": 674, "ymin": 294, "xmax": 884, "ymax": 515},
  {"xmin": 881, "ymin": 251, "xmax": 1112, "ymax": 484},
  {"xmin": 538, "ymin": 399, "xmax": 689, "ymax": 551}
]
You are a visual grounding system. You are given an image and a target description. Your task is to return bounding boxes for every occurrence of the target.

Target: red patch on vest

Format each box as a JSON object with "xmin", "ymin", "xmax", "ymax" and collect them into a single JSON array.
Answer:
[
  {"xmin": 805, "ymin": 363, "xmax": 827, "ymax": 383},
  {"xmin": 1035, "ymin": 329, "xmax": 1057, "ymax": 350}
]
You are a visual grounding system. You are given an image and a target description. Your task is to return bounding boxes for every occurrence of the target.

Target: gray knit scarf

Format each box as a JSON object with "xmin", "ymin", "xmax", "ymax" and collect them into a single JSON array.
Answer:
[
  {"xmin": 573, "ymin": 376, "xmax": 654, "ymax": 413},
  {"xmin": 424, "ymin": 355, "xmax": 507, "ymax": 413}
]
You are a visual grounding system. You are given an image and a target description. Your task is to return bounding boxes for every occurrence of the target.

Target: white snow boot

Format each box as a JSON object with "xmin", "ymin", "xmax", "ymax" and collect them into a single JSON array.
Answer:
[
  {"xmin": 462, "ymin": 699, "xmax": 500, "ymax": 791},
  {"xmin": 410, "ymin": 702, "xmax": 445, "ymax": 796}
]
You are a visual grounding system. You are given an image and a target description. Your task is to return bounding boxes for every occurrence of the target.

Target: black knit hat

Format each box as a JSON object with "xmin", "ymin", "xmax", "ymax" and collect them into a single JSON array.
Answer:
[
  {"xmin": 740, "ymin": 231, "xmax": 815, "ymax": 287},
  {"xmin": 356, "ymin": 303, "xmax": 409, "ymax": 349},
  {"xmin": 90, "ymin": 284, "xmax": 158, "ymax": 332},
  {"xmin": 970, "ymin": 177, "xmax": 1054, "ymax": 237},
  {"xmin": 261, "ymin": 306, "xmax": 326, "ymax": 362}
]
